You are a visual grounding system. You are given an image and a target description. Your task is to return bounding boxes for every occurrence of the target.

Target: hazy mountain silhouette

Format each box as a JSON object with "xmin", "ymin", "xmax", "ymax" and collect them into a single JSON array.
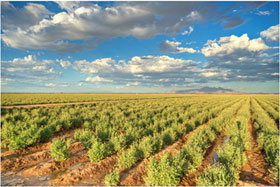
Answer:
[{"xmin": 168, "ymin": 86, "xmax": 238, "ymax": 94}]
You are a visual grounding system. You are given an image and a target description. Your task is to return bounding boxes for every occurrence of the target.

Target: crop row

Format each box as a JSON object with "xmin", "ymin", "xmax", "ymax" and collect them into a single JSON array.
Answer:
[
  {"xmin": 251, "ymin": 98, "xmax": 279, "ymax": 181},
  {"xmin": 258, "ymin": 96, "xmax": 279, "ymax": 106},
  {"xmin": 1, "ymin": 93, "xmax": 187, "ymax": 106},
  {"xmin": 259, "ymin": 97, "xmax": 279, "ymax": 112},
  {"xmin": 101, "ymin": 97, "xmax": 242, "ymax": 185},
  {"xmin": 197, "ymin": 98, "xmax": 251, "ymax": 186},
  {"xmin": 142, "ymin": 98, "xmax": 245, "ymax": 186},
  {"xmin": 254, "ymin": 97, "xmax": 279, "ymax": 124},
  {"xmin": 47, "ymin": 96, "xmax": 240, "ymax": 186},
  {"xmin": 73, "ymin": 96, "xmax": 240, "ymax": 161},
  {"xmin": 1, "ymin": 96, "xmax": 238, "ymax": 150}
]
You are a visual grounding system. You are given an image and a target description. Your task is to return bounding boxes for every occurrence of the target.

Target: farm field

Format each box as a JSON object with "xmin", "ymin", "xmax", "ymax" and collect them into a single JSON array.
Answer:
[
  {"xmin": 1, "ymin": 93, "xmax": 189, "ymax": 106},
  {"xmin": 0, "ymin": 94, "xmax": 279, "ymax": 186}
]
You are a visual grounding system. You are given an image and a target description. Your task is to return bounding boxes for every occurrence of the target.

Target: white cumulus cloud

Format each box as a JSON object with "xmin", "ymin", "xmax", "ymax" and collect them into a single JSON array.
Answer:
[
  {"xmin": 159, "ymin": 40, "xmax": 197, "ymax": 54},
  {"xmin": 56, "ymin": 59, "xmax": 72, "ymax": 69},
  {"xmin": 86, "ymin": 76, "xmax": 113, "ymax": 83},
  {"xmin": 182, "ymin": 26, "xmax": 194, "ymax": 35},
  {"xmin": 1, "ymin": 2, "xmax": 264, "ymax": 52},
  {"xmin": 201, "ymin": 34, "xmax": 269, "ymax": 57},
  {"xmin": 260, "ymin": 24, "xmax": 279, "ymax": 42},
  {"xmin": 45, "ymin": 83, "xmax": 56, "ymax": 87},
  {"xmin": 126, "ymin": 82, "xmax": 141, "ymax": 86}
]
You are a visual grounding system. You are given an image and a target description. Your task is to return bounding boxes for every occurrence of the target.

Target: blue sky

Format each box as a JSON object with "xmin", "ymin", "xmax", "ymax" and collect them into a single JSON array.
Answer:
[{"xmin": 1, "ymin": 1, "xmax": 279, "ymax": 93}]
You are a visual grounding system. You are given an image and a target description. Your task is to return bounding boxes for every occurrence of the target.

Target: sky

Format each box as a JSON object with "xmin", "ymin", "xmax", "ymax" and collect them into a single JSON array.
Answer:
[{"xmin": 1, "ymin": 1, "xmax": 279, "ymax": 93}]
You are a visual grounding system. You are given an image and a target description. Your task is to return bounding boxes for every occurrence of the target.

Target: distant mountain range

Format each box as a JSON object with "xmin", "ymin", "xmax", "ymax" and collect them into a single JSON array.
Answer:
[{"xmin": 167, "ymin": 86, "xmax": 239, "ymax": 94}]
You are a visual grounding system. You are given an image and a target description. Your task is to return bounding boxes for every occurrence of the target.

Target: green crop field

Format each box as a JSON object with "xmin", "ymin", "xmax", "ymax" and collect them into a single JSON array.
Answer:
[
  {"xmin": 1, "ymin": 93, "xmax": 188, "ymax": 106},
  {"xmin": 1, "ymin": 95, "xmax": 279, "ymax": 186}
]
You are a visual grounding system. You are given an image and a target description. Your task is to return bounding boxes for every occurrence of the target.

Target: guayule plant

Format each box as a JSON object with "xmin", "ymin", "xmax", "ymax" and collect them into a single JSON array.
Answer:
[
  {"xmin": 74, "ymin": 130, "xmax": 96, "ymax": 149},
  {"xmin": 104, "ymin": 169, "xmax": 120, "ymax": 186},
  {"xmin": 139, "ymin": 136, "xmax": 161, "ymax": 158},
  {"xmin": 88, "ymin": 141, "xmax": 114, "ymax": 162},
  {"xmin": 197, "ymin": 165, "xmax": 238, "ymax": 186},
  {"xmin": 50, "ymin": 139, "xmax": 70, "ymax": 161},
  {"xmin": 110, "ymin": 134, "xmax": 127, "ymax": 152},
  {"xmin": 88, "ymin": 141, "xmax": 107, "ymax": 162},
  {"xmin": 8, "ymin": 125, "xmax": 40, "ymax": 150},
  {"xmin": 39, "ymin": 127, "xmax": 53, "ymax": 142},
  {"xmin": 145, "ymin": 153, "xmax": 186, "ymax": 186},
  {"xmin": 118, "ymin": 144, "xmax": 143, "ymax": 169}
]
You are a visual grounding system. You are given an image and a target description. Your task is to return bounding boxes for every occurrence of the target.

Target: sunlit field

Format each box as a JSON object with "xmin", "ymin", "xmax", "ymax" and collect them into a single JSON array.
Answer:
[{"xmin": 1, "ymin": 94, "xmax": 279, "ymax": 186}]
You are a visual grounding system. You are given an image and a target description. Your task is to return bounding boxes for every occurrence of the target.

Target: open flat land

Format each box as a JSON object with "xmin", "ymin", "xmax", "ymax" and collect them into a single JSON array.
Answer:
[{"xmin": 1, "ymin": 94, "xmax": 279, "ymax": 186}]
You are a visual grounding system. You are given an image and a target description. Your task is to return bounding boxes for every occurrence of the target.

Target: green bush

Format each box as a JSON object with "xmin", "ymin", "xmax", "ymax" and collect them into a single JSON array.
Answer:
[
  {"xmin": 74, "ymin": 130, "xmax": 82, "ymax": 140},
  {"xmin": 97, "ymin": 130, "xmax": 110, "ymax": 142},
  {"xmin": 50, "ymin": 139, "xmax": 70, "ymax": 161},
  {"xmin": 88, "ymin": 141, "xmax": 113, "ymax": 162},
  {"xmin": 66, "ymin": 138, "xmax": 73, "ymax": 147},
  {"xmin": 162, "ymin": 131, "xmax": 173, "ymax": 146},
  {"xmin": 197, "ymin": 165, "xmax": 238, "ymax": 186},
  {"xmin": 8, "ymin": 126, "xmax": 40, "ymax": 150},
  {"xmin": 110, "ymin": 134, "xmax": 127, "ymax": 152},
  {"xmin": 39, "ymin": 127, "xmax": 53, "ymax": 142},
  {"xmin": 74, "ymin": 130, "xmax": 96, "ymax": 149},
  {"xmin": 104, "ymin": 169, "xmax": 120, "ymax": 186},
  {"xmin": 118, "ymin": 144, "xmax": 143, "ymax": 169},
  {"xmin": 1, "ymin": 141, "xmax": 7, "ymax": 148},
  {"xmin": 145, "ymin": 153, "xmax": 186, "ymax": 186},
  {"xmin": 84, "ymin": 121, "xmax": 96, "ymax": 131},
  {"xmin": 139, "ymin": 136, "xmax": 161, "ymax": 158}
]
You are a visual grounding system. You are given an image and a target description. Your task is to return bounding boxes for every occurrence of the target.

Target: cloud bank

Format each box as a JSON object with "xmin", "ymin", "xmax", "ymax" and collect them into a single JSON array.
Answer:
[{"xmin": 1, "ymin": 1, "xmax": 266, "ymax": 52}]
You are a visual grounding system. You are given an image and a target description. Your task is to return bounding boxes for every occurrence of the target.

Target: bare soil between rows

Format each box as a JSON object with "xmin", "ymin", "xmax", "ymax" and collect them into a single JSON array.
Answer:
[
  {"xmin": 236, "ymin": 119, "xmax": 277, "ymax": 186},
  {"xmin": 1, "ymin": 142, "xmax": 84, "ymax": 173},
  {"xmin": 179, "ymin": 130, "xmax": 226, "ymax": 186},
  {"xmin": 48, "ymin": 154, "xmax": 117, "ymax": 186}
]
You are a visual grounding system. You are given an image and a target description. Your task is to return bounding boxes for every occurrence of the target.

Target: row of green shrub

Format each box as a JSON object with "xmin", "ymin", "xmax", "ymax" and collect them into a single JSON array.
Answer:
[
  {"xmin": 143, "ymin": 98, "xmax": 245, "ymax": 186},
  {"xmin": 1, "ymin": 93, "xmax": 189, "ymax": 106},
  {"xmin": 118, "ymin": 97, "xmax": 241, "ymax": 170},
  {"xmin": 255, "ymin": 96, "xmax": 279, "ymax": 112},
  {"xmin": 255, "ymin": 97, "xmax": 279, "ymax": 124},
  {"xmin": 2, "ymin": 97, "xmax": 202, "ymax": 150},
  {"xmin": 102, "ymin": 97, "xmax": 242, "ymax": 186},
  {"xmin": 197, "ymin": 98, "xmax": 251, "ymax": 186},
  {"xmin": 251, "ymin": 98, "xmax": 279, "ymax": 182},
  {"xmin": 73, "ymin": 97, "xmax": 236, "ymax": 165},
  {"xmin": 262, "ymin": 97, "xmax": 279, "ymax": 112}
]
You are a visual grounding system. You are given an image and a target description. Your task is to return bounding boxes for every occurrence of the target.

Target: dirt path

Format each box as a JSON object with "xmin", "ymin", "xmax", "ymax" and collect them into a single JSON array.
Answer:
[
  {"xmin": 179, "ymin": 130, "xmax": 226, "ymax": 186},
  {"xmin": 20, "ymin": 150, "xmax": 88, "ymax": 177},
  {"xmin": 1, "ymin": 142, "xmax": 84, "ymax": 172},
  {"xmin": 48, "ymin": 154, "xmax": 117, "ymax": 186},
  {"xmin": 236, "ymin": 119, "xmax": 276, "ymax": 186}
]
